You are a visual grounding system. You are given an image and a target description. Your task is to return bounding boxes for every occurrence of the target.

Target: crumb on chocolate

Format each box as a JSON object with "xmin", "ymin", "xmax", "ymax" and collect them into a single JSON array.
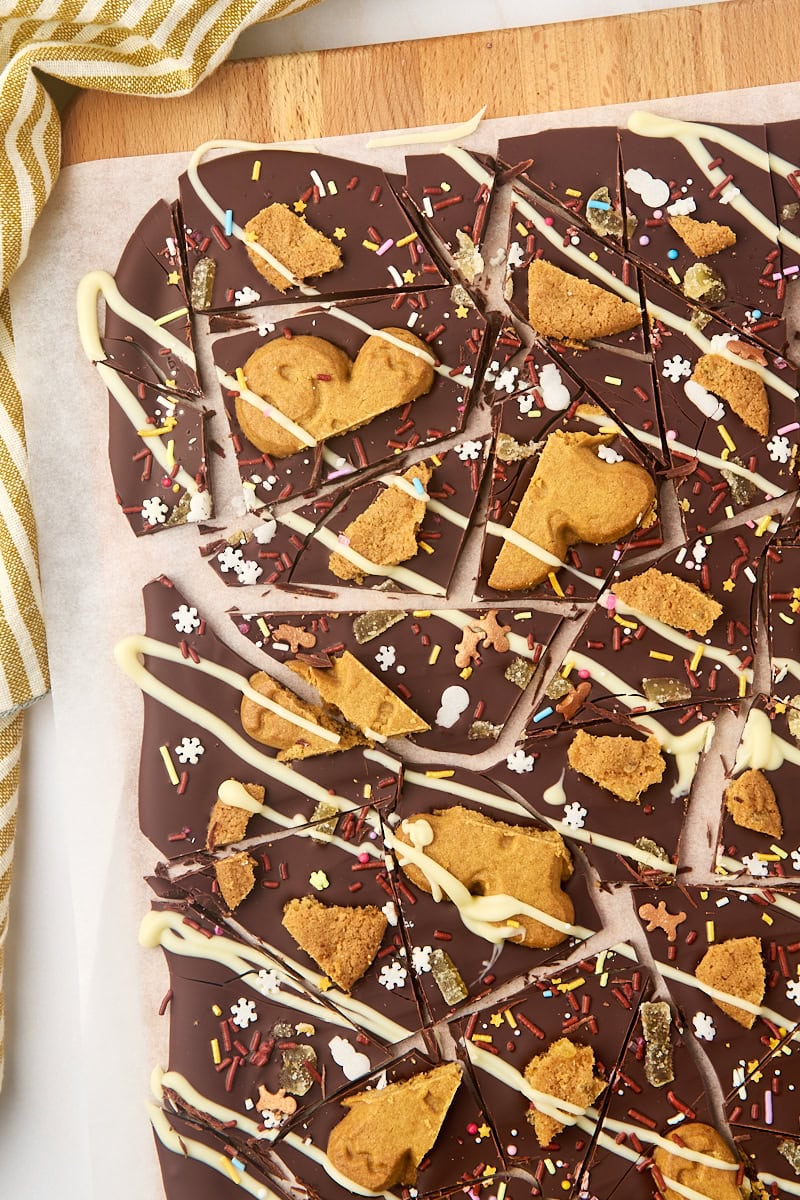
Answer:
[
  {"xmin": 527, "ymin": 259, "xmax": 641, "ymax": 341},
  {"xmin": 281, "ymin": 895, "xmax": 387, "ymax": 992},
  {"xmin": 725, "ymin": 769, "xmax": 783, "ymax": 839},
  {"xmin": 567, "ymin": 728, "xmax": 666, "ymax": 803},
  {"xmin": 613, "ymin": 567, "xmax": 723, "ymax": 636},
  {"xmin": 695, "ymin": 936, "xmax": 765, "ymax": 1030}
]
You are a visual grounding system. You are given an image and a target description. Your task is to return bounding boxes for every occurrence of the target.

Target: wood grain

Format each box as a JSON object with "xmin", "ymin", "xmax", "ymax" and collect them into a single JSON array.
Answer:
[{"xmin": 61, "ymin": 0, "xmax": 790, "ymax": 165}]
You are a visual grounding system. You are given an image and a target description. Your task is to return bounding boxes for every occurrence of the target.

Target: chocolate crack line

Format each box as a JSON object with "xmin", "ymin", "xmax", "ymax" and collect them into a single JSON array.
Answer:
[
  {"xmin": 148, "ymin": 1103, "xmax": 278, "ymax": 1200},
  {"xmin": 153, "ymin": 1066, "xmax": 266, "ymax": 1141},
  {"xmin": 627, "ymin": 111, "xmax": 800, "ymax": 259},
  {"xmin": 514, "ymin": 191, "xmax": 798, "ymax": 402}
]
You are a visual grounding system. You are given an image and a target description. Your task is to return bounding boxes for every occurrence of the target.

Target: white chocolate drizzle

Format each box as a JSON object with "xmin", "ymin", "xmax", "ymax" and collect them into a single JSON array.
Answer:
[
  {"xmin": 485, "ymin": 519, "xmax": 604, "ymax": 590},
  {"xmin": 147, "ymin": 1103, "xmax": 277, "ymax": 1199},
  {"xmin": 281, "ymin": 1129, "xmax": 394, "ymax": 1198},
  {"xmin": 153, "ymin": 1065, "xmax": 267, "ymax": 1140},
  {"xmin": 611, "ymin": 596, "xmax": 752, "ymax": 685},
  {"xmin": 773, "ymin": 654, "xmax": 800, "ymax": 683},
  {"xmin": 402, "ymin": 766, "xmax": 533, "ymax": 821},
  {"xmin": 366, "ymin": 107, "xmax": 486, "ymax": 149},
  {"xmin": 540, "ymin": 808, "xmax": 678, "ymax": 875},
  {"xmin": 733, "ymin": 705, "xmax": 800, "ymax": 772}
]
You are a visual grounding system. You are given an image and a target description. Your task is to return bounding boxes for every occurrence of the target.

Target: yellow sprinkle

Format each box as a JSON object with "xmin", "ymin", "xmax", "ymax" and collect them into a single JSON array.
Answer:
[
  {"xmin": 428, "ymin": 645, "xmax": 441, "ymax": 665},
  {"xmin": 171, "ymin": 483, "xmax": 180, "ymax": 494},
  {"xmin": 159, "ymin": 745, "xmax": 179, "ymax": 786},
  {"xmin": 396, "ymin": 232, "xmax": 417, "ymax": 247},
  {"xmin": 219, "ymin": 1156, "xmax": 240, "ymax": 1184},
  {"xmin": 211, "ymin": 1004, "xmax": 222, "ymax": 1017},
  {"xmin": 236, "ymin": 367, "xmax": 247, "ymax": 389},
  {"xmin": 497, "ymin": 1182, "xmax": 507, "ymax": 1200},
  {"xmin": 700, "ymin": 889, "xmax": 709, "ymax": 899},
  {"xmin": 472, "ymin": 1034, "xmax": 493, "ymax": 1044},
  {"xmin": 559, "ymin": 977, "xmax": 585, "ymax": 992},
  {"xmin": 599, "ymin": 971, "xmax": 609, "ymax": 987},
  {"xmin": 614, "ymin": 614, "xmax": 637, "ymax": 629},
  {"xmin": 430, "ymin": 455, "xmax": 442, "ymax": 467},
  {"xmin": 589, "ymin": 251, "xmax": 599, "ymax": 261},
  {"xmin": 595, "ymin": 950, "xmax": 608, "ymax": 975},
  {"xmin": 717, "ymin": 424, "xmax": 736, "ymax": 452},
  {"xmin": 137, "ymin": 417, "xmax": 177, "ymax": 437},
  {"xmin": 720, "ymin": 447, "xmax": 731, "ymax": 461},
  {"xmin": 668, "ymin": 266, "xmax": 681, "ymax": 285},
  {"xmin": 738, "ymin": 673, "xmax": 748, "ymax": 698},
  {"xmin": 257, "ymin": 618, "xmax": 270, "ymax": 640},
  {"xmin": 514, "ymin": 611, "xmax": 532, "ymax": 620},
  {"xmin": 706, "ymin": 920, "xmax": 715, "ymax": 944},
  {"xmin": 715, "ymin": 863, "xmax": 729, "ymax": 876},
  {"xmin": 690, "ymin": 646, "xmax": 705, "ymax": 672},
  {"xmin": 724, "ymin": 505, "xmax": 735, "ymax": 519},
  {"xmin": 561, "ymin": 660, "xmax": 575, "ymax": 678},
  {"xmin": 363, "ymin": 783, "xmax": 372, "ymax": 800},
  {"xmin": 242, "ymin": 229, "xmax": 256, "ymax": 242},
  {"xmin": 251, "ymin": 159, "xmax": 261, "ymax": 180},
  {"xmin": 165, "ymin": 378, "xmax": 176, "ymax": 389},
  {"xmin": 504, "ymin": 1009, "xmax": 517, "ymax": 1029},
  {"xmin": 155, "ymin": 306, "xmax": 189, "ymax": 326},
  {"xmin": 604, "ymin": 375, "xmax": 622, "ymax": 386},
  {"xmin": 565, "ymin": 188, "xmax": 582, "ymax": 197},
  {"xmin": 164, "ymin": 438, "xmax": 175, "ymax": 470},
  {"xmin": 211, "ymin": 1038, "xmax": 221, "ymax": 1064},
  {"xmin": 418, "ymin": 541, "xmax": 434, "ymax": 554},
  {"xmin": 426, "ymin": 769, "xmax": 455, "ymax": 779},
  {"xmin": 460, "ymin": 666, "xmax": 473, "ymax": 680},
  {"xmin": 544, "ymin": 1159, "xmax": 556, "ymax": 1175},
  {"xmin": 548, "ymin": 571, "xmax": 565, "ymax": 597},
  {"xmin": 515, "ymin": 221, "xmax": 529, "ymax": 237},
  {"xmin": 561, "ymin": 1183, "xmax": 571, "ymax": 1192},
  {"xmin": 762, "ymin": 912, "xmax": 774, "ymax": 926},
  {"xmin": 755, "ymin": 513, "xmax": 773, "ymax": 537},
  {"xmin": 779, "ymin": 612, "xmax": 794, "ymax": 625},
  {"xmin": 413, "ymin": 610, "xmax": 432, "ymax": 617},
  {"xmin": 317, "ymin": 976, "xmax": 333, "ymax": 991},
  {"xmin": 758, "ymin": 853, "xmax": 781, "ymax": 861},
  {"xmin": 649, "ymin": 650, "xmax": 674, "ymax": 661},
  {"xmin": 770, "ymin": 844, "xmax": 787, "ymax": 858},
  {"xmin": 362, "ymin": 239, "xmax": 379, "ymax": 251}
]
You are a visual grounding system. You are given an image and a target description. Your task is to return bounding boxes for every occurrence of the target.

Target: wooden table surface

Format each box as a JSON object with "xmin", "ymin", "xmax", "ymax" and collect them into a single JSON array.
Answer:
[{"xmin": 61, "ymin": 0, "xmax": 797, "ymax": 165}]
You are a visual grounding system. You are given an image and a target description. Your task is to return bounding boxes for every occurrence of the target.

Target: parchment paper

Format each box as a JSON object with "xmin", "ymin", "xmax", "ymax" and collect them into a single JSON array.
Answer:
[{"xmin": 10, "ymin": 83, "xmax": 800, "ymax": 1200}]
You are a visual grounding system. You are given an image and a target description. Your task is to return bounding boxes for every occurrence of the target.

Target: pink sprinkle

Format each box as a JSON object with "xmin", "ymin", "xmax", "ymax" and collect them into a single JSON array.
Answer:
[
  {"xmin": 639, "ymin": 235, "xmax": 650, "ymax": 246},
  {"xmin": 772, "ymin": 271, "xmax": 783, "ymax": 281},
  {"xmin": 507, "ymin": 1144, "xmax": 517, "ymax": 1156},
  {"xmin": 338, "ymin": 534, "xmax": 350, "ymax": 546},
  {"xmin": 544, "ymin": 216, "xmax": 554, "ymax": 226},
  {"xmin": 653, "ymin": 209, "xmax": 663, "ymax": 219},
  {"xmin": 777, "ymin": 422, "xmax": 800, "ymax": 435},
  {"xmin": 376, "ymin": 238, "xmax": 394, "ymax": 256},
  {"xmin": 666, "ymin": 429, "xmax": 677, "ymax": 441},
  {"xmin": 602, "ymin": 592, "xmax": 617, "ymax": 610},
  {"xmin": 238, "ymin": 622, "xmax": 250, "ymax": 634},
  {"xmin": 358, "ymin": 852, "xmax": 370, "ymax": 864},
  {"xmin": 765, "ymin": 1089, "xmax": 773, "ymax": 1125},
  {"xmin": 578, "ymin": 669, "xmax": 591, "ymax": 679},
  {"xmin": 467, "ymin": 1123, "xmax": 478, "ymax": 1136},
  {"xmin": 612, "ymin": 550, "xmax": 622, "ymax": 561}
]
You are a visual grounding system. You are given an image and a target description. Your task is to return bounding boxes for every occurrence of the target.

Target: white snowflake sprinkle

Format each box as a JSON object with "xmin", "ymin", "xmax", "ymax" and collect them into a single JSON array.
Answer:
[
  {"xmin": 142, "ymin": 496, "xmax": 169, "ymax": 526},
  {"xmin": 455, "ymin": 439, "xmax": 483, "ymax": 461},
  {"xmin": 236, "ymin": 559, "xmax": 263, "ymax": 586},
  {"xmin": 786, "ymin": 980, "xmax": 800, "ymax": 1006},
  {"xmin": 494, "ymin": 366, "xmax": 520, "ymax": 394},
  {"xmin": 597, "ymin": 444, "xmax": 623, "ymax": 464},
  {"xmin": 791, "ymin": 848, "xmax": 800, "ymax": 873},
  {"xmin": 517, "ymin": 391, "xmax": 536, "ymax": 415},
  {"xmin": 562, "ymin": 802, "xmax": 588, "ymax": 829},
  {"xmin": 254, "ymin": 969, "xmax": 281, "ymax": 997},
  {"xmin": 382, "ymin": 901, "xmax": 398, "ymax": 927},
  {"xmin": 257, "ymin": 321, "xmax": 276, "ymax": 337},
  {"xmin": 174, "ymin": 736, "xmax": 204, "ymax": 765},
  {"xmin": 378, "ymin": 960, "xmax": 408, "ymax": 991},
  {"xmin": 375, "ymin": 645, "xmax": 396, "ymax": 672},
  {"xmin": 234, "ymin": 286, "xmax": 261, "ymax": 307},
  {"xmin": 253, "ymin": 517, "xmax": 277, "ymax": 544},
  {"xmin": 742, "ymin": 854, "xmax": 769, "ymax": 877},
  {"xmin": 693, "ymin": 1012, "xmax": 716, "ymax": 1041},
  {"xmin": 218, "ymin": 545, "xmax": 245, "ymax": 574},
  {"xmin": 412, "ymin": 946, "xmax": 433, "ymax": 974},
  {"xmin": 691, "ymin": 540, "xmax": 707, "ymax": 564},
  {"xmin": 507, "ymin": 242, "xmax": 525, "ymax": 269},
  {"xmin": 230, "ymin": 997, "xmax": 258, "ymax": 1028},
  {"xmin": 172, "ymin": 604, "xmax": 200, "ymax": 634},
  {"xmin": 767, "ymin": 434, "xmax": 792, "ymax": 464},
  {"xmin": 661, "ymin": 355, "xmax": 692, "ymax": 384},
  {"xmin": 506, "ymin": 748, "xmax": 535, "ymax": 775}
]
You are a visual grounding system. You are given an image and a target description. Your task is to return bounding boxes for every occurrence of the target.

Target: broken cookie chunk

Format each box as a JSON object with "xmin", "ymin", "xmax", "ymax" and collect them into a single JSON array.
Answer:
[
  {"xmin": 327, "ymin": 462, "xmax": 432, "ymax": 583},
  {"xmin": 567, "ymin": 728, "xmax": 666, "ymax": 803},
  {"xmin": 695, "ymin": 936, "xmax": 765, "ymax": 1029},
  {"xmin": 243, "ymin": 203, "xmax": 343, "ymax": 291},
  {"xmin": 668, "ymin": 214, "xmax": 736, "ymax": 258},
  {"xmin": 240, "ymin": 671, "xmax": 365, "ymax": 761},
  {"xmin": 326, "ymin": 1062, "xmax": 462, "ymax": 1191},
  {"xmin": 281, "ymin": 895, "xmax": 387, "ymax": 992},
  {"xmin": 214, "ymin": 851, "xmax": 256, "ymax": 910},
  {"xmin": 724, "ymin": 769, "xmax": 783, "ymax": 839},
  {"xmin": 527, "ymin": 259, "xmax": 641, "ymax": 341},
  {"xmin": 287, "ymin": 650, "xmax": 430, "ymax": 740},
  {"xmin": 613, "ymin": 567, "xmax": 723, "ymax": 636},
  {"xmin": 690, "ymin": 353, "xmax": 770, "ymax": 438},
  {"xmin": 206, "ymin": 781, "xmax": 263, "ymax": 850},
  {"xmin": 524, "ymin": 1037, "xmax": 606, "ymax": 1147}
]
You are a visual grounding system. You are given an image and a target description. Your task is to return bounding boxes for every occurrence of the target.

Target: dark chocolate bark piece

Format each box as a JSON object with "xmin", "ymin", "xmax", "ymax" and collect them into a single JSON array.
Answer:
[
  {"xmin": 104, "ymin": 198, "xmax": 199, "ymax": 395},
  {"xmin": 120, "ymin": 577, "xmax": 401, "ymax": 858},
  {"xmin": 106, "ymin": 370, "xmax": 211, "ymax": 535},
  {"xmin": 458, "ymin": 948, "xmax": 647, "ymax": 1183},
  {"xmin": 179, "ymin": 148, "xmax": 445, "ymax": 314},
  {"xmin": 489, "ymin": 706, "xmax": 714, "ymax": 885},
  {"xmin": 631, "ymin": 885, "xmax": 800, "ymax": 1105},
  {"xmin": 582, "ymin": 997, "xmax": 716, "ymax": 1200},
  {"xmin": 385, "ymin": 764, "xmax": 598, "ymax": 1023},
  {"xmin": 475, "ymin": 380, "xmax": 662, "ymax": 602},
  {"xmin": 734, "ymin": 1126, "xmax": 800, "ymax": 1192},
  {"xmin": 552, "ymin": 521, "xmax": 763, "ymax": 713},
  {"xmin": 201, "ymin": 514, "xmax": 308, "ymax": 589},
  {"xmin": 230, "ymin": 607, "xmax": 562, "ymax": 756},
  {"xmin": 275, "ymin": 440, "xmax": 491, "ymax": 598},
  {"xmin": 497, "ymin": 125, "xmax": 624, "ymax": 244},
  {"xmin": 402, "ymin": 147, "xmax": 496, "ymax": 275},
  {"xmin": 717, "ymin": 695, "xmax": 800, "ymax": 880},
  {"xmin": 767, "ymin": 119, "xmax": 800, "ymax": 276},
  {"xmin": 212, "ymin": 291, "xmax": 488, "ymax": 503},
  {"xmin": 644, "ymin": 275, "xmax": 799, "ymax": 537},
  {"xmin": 766, "ymin": 535, "xmax": 800, "ymax": 695},
  {"xmin": 620, "ymin": 115, "xmax": 786, "ymax": 351},
  {"xmin": 271, "ymin": 1045, "xmax": 504, "ymax": 1198}
]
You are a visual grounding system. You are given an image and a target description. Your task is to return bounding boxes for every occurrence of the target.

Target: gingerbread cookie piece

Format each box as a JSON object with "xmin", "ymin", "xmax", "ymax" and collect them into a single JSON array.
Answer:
[
  {"xmin": 567, "ymin": 729, "xmax": 666, "ymax": 803},
  {"xmin": 327, "ymin": 462, "xmax": 432, "ymax": 583},
  {"xmin": 487, "ymin": 428, "xmax": 657, "ymax": 593},
  {"xmin": 287, "ymin": 650, "xmax": 430, "ymax": 740},
  {"xmin": 242, "ymin": 203, "xmax": 342, "ymax": 291},
  {"xmin": 613, "ymin": 567, "xmax": 723, "ymax": 636},
  {"xmin": 524, "ymin": 1038, "xmax": 606, "ymax": 1146},
  {"xmin": 668, "ymin": 214, "xmax": 737, "ymax": 258},
  {"xmin": 527, "ymin": 259, "xmax": 641, "ymax": 341},
  {"xmin": 653, "ymin": 1123, "xmax": 745, "ymax": 1200},
  {"xmin": 326, "ymin": 1062, "xmax": 462, "ymax": 1190},
  {"xmin": 282, "ymin": 896, "xmax": 387, "ymax": 992},
  {"xmin": 206, "ymin": 781, "xmax": 262, "ymax": 850},
  {"xmin": 695, "ymin": 937, "xmax": 766, "ymax": 1029},
  {"xmin": 237, "ymin": 326, "xmax": 434, "ymax": 459},
  {"xmin": 691, "ymin": 352, "xmax": 770, "ymax": 437},
  {"xmin": 724, "ymin": 769, "xmax": 783, "ymax": 839},
  {"xmin": 213, "ymin": 851, "xmax": 256, "ymax": 910},
  {"xmin": 240, "ymin": 670, "xmax": 366, "ymax": 761}
]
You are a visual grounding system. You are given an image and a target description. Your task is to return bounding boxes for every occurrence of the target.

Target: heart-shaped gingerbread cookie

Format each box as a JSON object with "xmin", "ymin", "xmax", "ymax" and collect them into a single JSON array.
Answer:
[{"xmin": 236, "ymin": 327, "xmax": 435, "ymax": 458}]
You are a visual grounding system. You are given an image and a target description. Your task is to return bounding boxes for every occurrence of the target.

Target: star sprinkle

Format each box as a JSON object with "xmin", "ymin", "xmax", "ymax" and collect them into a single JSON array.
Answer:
[
  {"xmin": 402, "ymin": 269, "xmax": 416, "ymax": 284},
  {"xmin": 293, "ymin": 198, "xmax": 307, "ymax": 214},
  {"xmin": 333, "ymin": 226, "xmax": 347, "ymax": 240}
]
